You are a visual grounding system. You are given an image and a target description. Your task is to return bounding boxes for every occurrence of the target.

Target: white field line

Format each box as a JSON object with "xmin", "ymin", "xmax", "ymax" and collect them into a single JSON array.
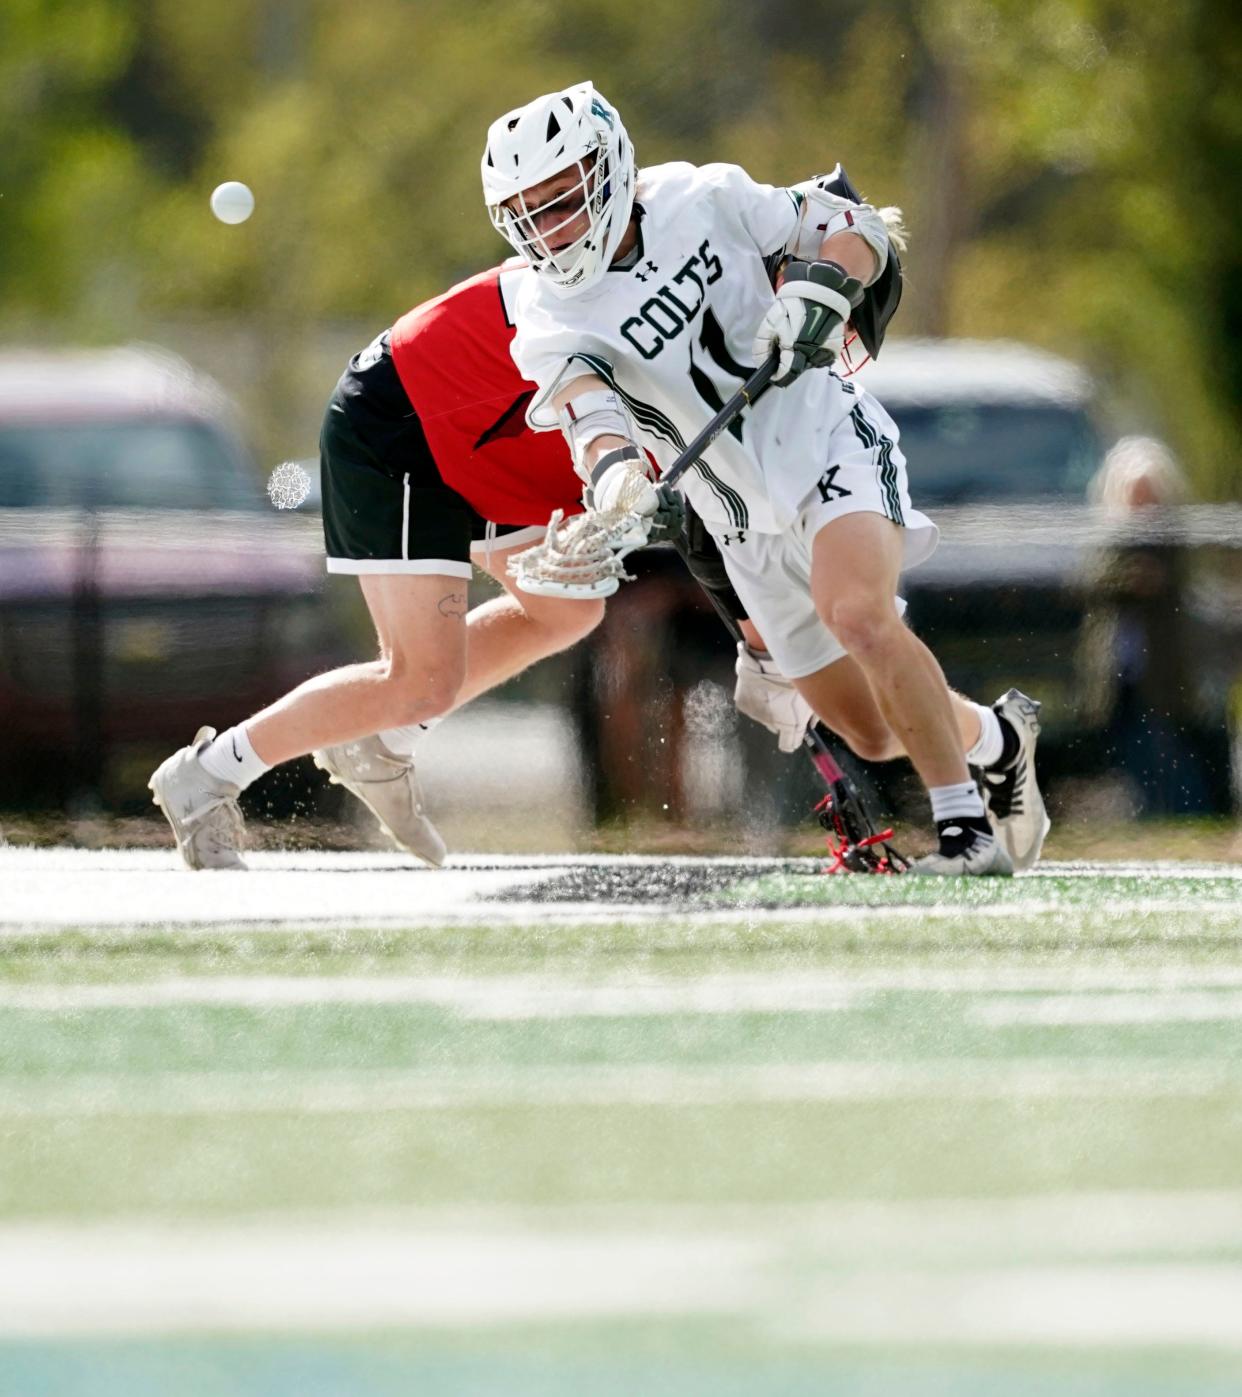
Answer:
[
  {"xmin": 734, "ymin": 1189, "xmax": 1242, "ymax": 1261},
  {"xmin": 2, "ymin": 850, "xmax": 1237, "ymax": 877},
  {"xmin": 8, "ymin": 901, "xmax": 1240, "ymax": 936},
  {"xmin": 972, "ymin": 990, "xmax": 1242, "ymax": 1026},
  {"xmin": 0, "ymin": 1225, "xmax": 766, "ymax": 1337},
  {"xmin": 0, "ymin": 1061, "xmax": 1235, "ymax": 1117},
  {"xmin": 1030, "ymin": 860, "xmax": 1242, "ymax": 880},
  {"xmin": 8, "ymin": 964, "xmax": 1242, "ymax": 1015},
  {"xmin": 119, "ymin": 1190, "xmax": 1240, "ymax": 1262},
  {"xmin": 0, "ymin": 974, "xmax": 861, "ymax": 1016},
  {"xmin": 0, "ymin": 863, "xmax": 565, "ymax": 929},
  {"xmin": 0, "ymin": 1213, "xmax": 1240, "ymax": 1345},
  {"xmin": 777, "ymin": 1264, "xmax": 1242, "ymax": 1350},
  {"xmin": 0, "ymin": 848, "xmax": 1238, "ymax": 933}
]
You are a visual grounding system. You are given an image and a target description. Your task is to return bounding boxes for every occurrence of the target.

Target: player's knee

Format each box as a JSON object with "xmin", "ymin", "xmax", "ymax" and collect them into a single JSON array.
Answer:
[
  {"xmin": 380, "ymin": 655, "xmax": 464, "ymax": 725},
  {"xmin": 394, "ymin": 674, "xmax": 462, "ymax": 726},
  {"xmin": 526, "ymin": 595, "xmax": 605, "ymax": 645},
  {"xmin": 839, "ymin": 724, "xmax": 901, "ymax": 763},
  {"xmin": 826, "ymin": 594, "xmax": 903, "ymax": 660}
]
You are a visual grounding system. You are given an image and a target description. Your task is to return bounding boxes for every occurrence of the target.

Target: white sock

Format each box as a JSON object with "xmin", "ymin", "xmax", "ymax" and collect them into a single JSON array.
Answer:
[
  {"xmin": 378, "ymin": 714, "xmax": 442, "ymax": 757},
  {"xmin": 964, "ymin": 702, "xmax": 1004, "ymax": 768},
  {"xmin": 930, "ymin": 780, "xmax": 986, "ymax": 823},
  {"xmin": 198, "ymin": 724, "xmax": 271, "ymax": 790}
]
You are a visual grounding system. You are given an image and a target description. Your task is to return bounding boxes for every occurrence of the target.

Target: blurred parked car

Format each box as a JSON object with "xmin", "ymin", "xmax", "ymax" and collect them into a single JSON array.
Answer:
[{"xmin": 0, "ymin": 345, "xmax": 341, "ymax": 809}]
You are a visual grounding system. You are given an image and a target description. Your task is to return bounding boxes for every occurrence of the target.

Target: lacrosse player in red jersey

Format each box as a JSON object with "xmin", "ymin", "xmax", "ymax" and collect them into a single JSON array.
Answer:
[
  {"xmin": 148, "ymin": 261, "xmax": 812, "ymax": 869},
  {"xmin": 149, "ymin": 263, "xmax": 607, "ymax": 869},
  {"xmin": 484, "ymin": 81, "xmax": 1050, "ymax": 875}
]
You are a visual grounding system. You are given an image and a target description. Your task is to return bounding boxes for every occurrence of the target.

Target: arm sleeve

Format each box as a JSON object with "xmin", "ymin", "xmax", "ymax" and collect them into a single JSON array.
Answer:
[
  {"xmin": 508, "ymin": 282, "xmax": 606, "ymax": 431},
  {"xmin": 698, "ymin": 162, "xmax": 802, "ymax": 257}
]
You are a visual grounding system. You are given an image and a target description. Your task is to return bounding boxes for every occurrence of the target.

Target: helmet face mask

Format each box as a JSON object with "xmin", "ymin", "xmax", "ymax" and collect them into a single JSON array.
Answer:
[
  {"xmin": 483, "ymin": 82, "xmax": 635, "ymax": 295},
  {"xmin": 497, "ymin": 152, "xmax": 606, "ymax": 285}
]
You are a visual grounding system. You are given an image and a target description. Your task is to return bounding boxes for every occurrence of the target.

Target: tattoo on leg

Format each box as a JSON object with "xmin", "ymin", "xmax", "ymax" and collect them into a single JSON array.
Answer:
[{"xmin": 437, "ymin": 591, "xmax": 467, "ymax": 618}]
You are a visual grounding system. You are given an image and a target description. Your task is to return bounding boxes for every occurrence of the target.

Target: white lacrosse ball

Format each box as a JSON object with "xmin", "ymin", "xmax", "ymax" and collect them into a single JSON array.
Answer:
[{"xmin": 210, "ymin": 181, "xmax": 255, "ymax": 225}]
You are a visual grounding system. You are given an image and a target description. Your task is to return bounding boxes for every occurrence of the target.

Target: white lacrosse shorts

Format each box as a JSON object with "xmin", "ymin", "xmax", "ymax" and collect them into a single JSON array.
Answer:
[{"xmin": 714, "ymin": 424, "xmax": 939, "ymax": 679}]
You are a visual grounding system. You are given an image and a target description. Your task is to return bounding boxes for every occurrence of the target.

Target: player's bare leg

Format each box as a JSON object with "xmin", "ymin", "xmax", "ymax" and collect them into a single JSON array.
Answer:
[
  {"xmin": 246, "ymin": 573, "xmax": 468, "ymax": 766},
  {"xmin": 792, "ymin": 653, "xmax": 1002, "ymax": 763},
  {"xmin": 242, "ymin": 548, "xmax": 600, "ymax": 761},
  {"xmin": 150, "ymin": 547, "xmax": 604, "ymax": 870},
  {"xmin": 809, "ymin": 514, "xmax": 964, "ymax": 781},
  {"xmin": 454, "ymin": 538, "xmax": 605, "ymax": 705},
  {"xmin": 318, "ymin": 540, "xmax": 604, "ymax": 860},
  {"xmin": 291, "ymin": 546, "xmax": 601, "ymax": 865},
  {"xmin": 807, "ymin": 512, "xmax": 1010, "ymax": 875},
  {"xmin": 150, "ymin": 572, "xmax": 468, "ymax": 869}
]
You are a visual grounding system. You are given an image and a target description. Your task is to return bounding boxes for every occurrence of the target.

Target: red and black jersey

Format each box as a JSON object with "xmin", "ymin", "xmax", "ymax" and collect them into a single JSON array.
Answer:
[{"xmin": 389, "ymin": 263, "xmax": 582, "ymax": 527}]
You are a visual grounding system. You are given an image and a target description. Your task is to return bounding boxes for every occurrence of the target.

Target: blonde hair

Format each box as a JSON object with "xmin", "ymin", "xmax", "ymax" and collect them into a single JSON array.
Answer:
[{"xmin": 877, "ymin": 205, "xmax": 908, "ymax": 253}]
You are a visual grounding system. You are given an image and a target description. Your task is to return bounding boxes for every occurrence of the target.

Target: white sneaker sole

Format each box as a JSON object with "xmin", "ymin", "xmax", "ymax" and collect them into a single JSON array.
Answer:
[{"xmin": 988, "ymin": 690, "xmax": 1051, "ymax": 873}]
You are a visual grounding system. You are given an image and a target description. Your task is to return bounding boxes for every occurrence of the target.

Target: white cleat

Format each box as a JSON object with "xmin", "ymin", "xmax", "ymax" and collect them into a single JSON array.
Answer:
[
  {"xmin": 313, "ymin": 736, "xmax": 446, "ymax": 868},
  {"xmin": 149, "ymin": 727, "xmax": 247, "ymax": 870},
  {"xmin": 909, "ymin": 825, "xmax": 1013, "ymax": 878},
  {"xmin": 983, "ymin": 688, "xmax": 1051, "ymax": 873}
]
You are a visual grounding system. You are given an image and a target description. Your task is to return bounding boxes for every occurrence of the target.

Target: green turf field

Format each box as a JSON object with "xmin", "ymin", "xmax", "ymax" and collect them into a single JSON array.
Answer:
[{"xmin": 1, "ymin": 851, "xmax": 1240, "ymax": 1395}]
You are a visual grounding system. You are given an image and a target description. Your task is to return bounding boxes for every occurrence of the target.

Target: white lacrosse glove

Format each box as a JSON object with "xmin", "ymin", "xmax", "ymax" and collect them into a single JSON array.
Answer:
[
  {"xmin": 752, "ymin": 260, "xmax": 865, "ymax": 387},
  {"xmin": 733, "ymin": 643, "xmax": 815, "ymax": 753},
  {"xmin": 588, "ymin": 445, "xmax": 659, "ymax": 516},
  {"xmin": 586, "ymin": 445, "xmax": 688, "ymax": 548}
]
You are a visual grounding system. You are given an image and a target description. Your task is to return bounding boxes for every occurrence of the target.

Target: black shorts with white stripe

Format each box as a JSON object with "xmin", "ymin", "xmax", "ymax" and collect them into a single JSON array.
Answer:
[{"xmin": 320, "ymin": 335, "xmax": 528, "ymax": 578}]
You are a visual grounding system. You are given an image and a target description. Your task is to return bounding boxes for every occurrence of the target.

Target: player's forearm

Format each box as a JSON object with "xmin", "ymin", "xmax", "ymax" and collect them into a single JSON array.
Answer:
[
  {"xmin": 818, "ymin": 229, "xmax": 880, "ymax": 284},
  {"xmin": 579, "ymin": 434, "xmax": 630, "ymax": 477},
  {"xmin": 553, "ymin": 373, "xmax": 642, "ymax": 493}
]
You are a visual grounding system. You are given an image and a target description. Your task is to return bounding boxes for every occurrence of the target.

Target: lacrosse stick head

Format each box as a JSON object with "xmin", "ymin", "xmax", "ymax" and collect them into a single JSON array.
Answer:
[
  {"xmin": 509, "ymin": 508, "xmax": 647, "ymax": 599},
  {"xmin": 815, "ymin": 782, "xmax": 909, "ymax": 875}
]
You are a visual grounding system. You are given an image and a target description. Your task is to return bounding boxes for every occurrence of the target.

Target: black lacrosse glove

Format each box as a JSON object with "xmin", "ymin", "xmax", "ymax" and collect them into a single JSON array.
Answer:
[
  {"xmin": 753, "ymin": 260, "xmax": 865, "ymax": 387},
  {"xmin": 646, "ymin": 482, "xmax": 687, "ymax": 545}
]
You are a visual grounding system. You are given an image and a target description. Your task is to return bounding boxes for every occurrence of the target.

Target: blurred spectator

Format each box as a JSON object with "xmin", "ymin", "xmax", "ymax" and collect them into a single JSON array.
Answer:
[
  {"xmin": 1077, "ymin": 437, "xmax": 1213, "ymax": 814},
  {"xmin": 1088, "ymin": 435, "xmax": 1189, "ymax": 513}
]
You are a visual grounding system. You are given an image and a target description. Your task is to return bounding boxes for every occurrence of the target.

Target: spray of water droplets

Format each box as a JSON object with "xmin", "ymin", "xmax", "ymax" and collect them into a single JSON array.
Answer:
[{"xmin": 267, "ymin": 462, "xmax": 312, "ymax": 510}]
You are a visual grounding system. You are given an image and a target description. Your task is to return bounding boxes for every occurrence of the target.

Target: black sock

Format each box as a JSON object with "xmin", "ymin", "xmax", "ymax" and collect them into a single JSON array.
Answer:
[
  {"xmin": 936, "ymin": 814, "xmax": 992, "ymax": 848},
  {"xmin": 991, "ymin": 713, "xmax": 1021, "ymax": 770}
]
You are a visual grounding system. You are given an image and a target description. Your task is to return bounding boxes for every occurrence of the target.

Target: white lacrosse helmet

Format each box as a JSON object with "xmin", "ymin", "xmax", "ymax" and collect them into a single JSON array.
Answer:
[{"xmin": 482, "ymin": 81, "xmax": 636, "ymax": 296}]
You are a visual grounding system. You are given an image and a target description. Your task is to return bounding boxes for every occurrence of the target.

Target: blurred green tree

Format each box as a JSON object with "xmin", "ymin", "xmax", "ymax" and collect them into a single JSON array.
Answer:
[{"xmin": 1, "ymin": 0, "xmax": 1237, "ymax": 494}]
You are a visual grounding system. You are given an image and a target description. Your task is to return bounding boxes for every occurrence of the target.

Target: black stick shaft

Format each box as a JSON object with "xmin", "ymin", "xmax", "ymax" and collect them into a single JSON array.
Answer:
[{"xmin": 661, "ymin": 353, "xmax": 780, "ymax": 491}]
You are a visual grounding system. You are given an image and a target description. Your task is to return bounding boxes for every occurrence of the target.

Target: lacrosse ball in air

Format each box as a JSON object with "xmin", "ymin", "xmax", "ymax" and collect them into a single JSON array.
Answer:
[{"xmin": 210, "ymin": 181, "xmax": 255, "ymax": 224}]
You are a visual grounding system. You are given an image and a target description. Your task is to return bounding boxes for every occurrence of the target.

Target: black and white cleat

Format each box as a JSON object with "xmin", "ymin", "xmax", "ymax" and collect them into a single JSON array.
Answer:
[{"xmin": 982, "ymin": 689, "xmax": 1051, "ymax": 873}]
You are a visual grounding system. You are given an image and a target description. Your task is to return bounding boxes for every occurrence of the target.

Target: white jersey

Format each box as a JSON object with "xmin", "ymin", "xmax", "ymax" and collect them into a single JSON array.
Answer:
[{"xmin": 510, "ymin": 160, "xmax": 893, "ymax": 534}]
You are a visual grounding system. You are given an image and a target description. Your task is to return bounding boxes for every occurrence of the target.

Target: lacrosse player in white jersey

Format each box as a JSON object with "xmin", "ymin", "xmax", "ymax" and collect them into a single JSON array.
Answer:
[{"xmin": 481, "ymin": 81, "xmax": 1050, "ymax": 875}]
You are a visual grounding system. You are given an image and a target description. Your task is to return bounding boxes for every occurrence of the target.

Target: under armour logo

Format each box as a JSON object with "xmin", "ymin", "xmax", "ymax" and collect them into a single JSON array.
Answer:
[
  {"xmin": 635, "ymin": 259, "xmax": 659, "ymax": 282},
  {"xmin": 816, "ymin": 466, "xmax": 853, "ymax": 503},
  {"xmin": 720, "ymin": 530, "xmax": 747, "ymax": 546}
]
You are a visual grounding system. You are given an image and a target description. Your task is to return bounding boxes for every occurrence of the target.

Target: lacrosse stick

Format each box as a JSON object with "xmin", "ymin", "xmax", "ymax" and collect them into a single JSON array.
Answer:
[
  {"xmin": 512, "ymin": 353, "xmax": 782, "ymax": 598},
  {"xmin": 803, "ymin": 725, "xmax": 909, "ymax": 875}
]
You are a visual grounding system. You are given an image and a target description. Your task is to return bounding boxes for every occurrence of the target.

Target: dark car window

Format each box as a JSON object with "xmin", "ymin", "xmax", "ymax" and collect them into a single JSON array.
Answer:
[
  {"xmin": 891, "ymin": 404, "xmax": 1099, "ymax": 504},
  {"xmin": 0, "ymin": 419, "xmax": 264, "ymax": 510}
]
